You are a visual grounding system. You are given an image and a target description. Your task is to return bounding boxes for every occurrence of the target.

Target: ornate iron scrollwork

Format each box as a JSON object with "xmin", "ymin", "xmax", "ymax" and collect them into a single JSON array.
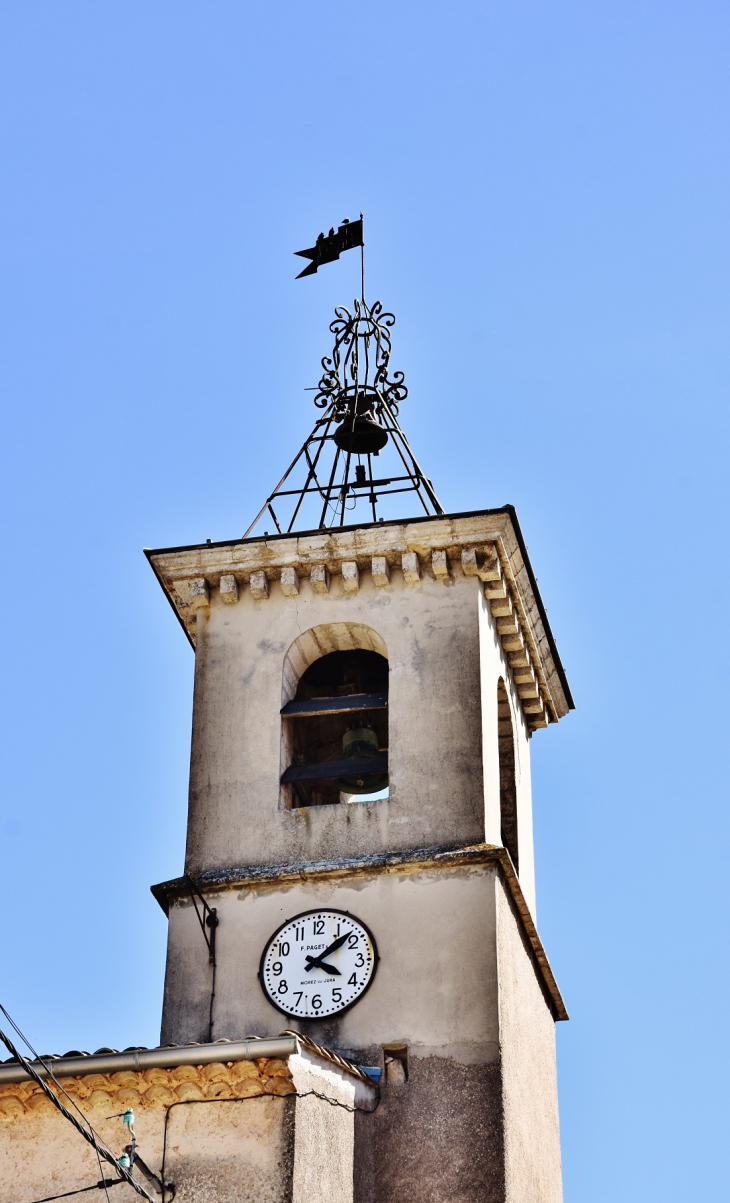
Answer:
[
  {"xmin": 314, "ymin": 300, "xmax": 408, "ymax": 417},
  {"xmin": 244, "ymin": 297, "xmax": 442, "ymax": 538}
]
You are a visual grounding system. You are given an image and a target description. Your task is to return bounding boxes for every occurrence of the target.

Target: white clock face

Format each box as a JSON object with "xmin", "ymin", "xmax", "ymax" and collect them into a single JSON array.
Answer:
[{"xmin": 259, "ymin": 909, "xmax": 377, "ymax": 1019}]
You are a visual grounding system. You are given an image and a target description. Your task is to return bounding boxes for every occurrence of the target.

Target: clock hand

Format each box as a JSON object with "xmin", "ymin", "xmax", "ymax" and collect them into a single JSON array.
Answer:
[
  {"xmin": 304, "ymin": 957, "xmax": 342, "ymax": 975},
  {"xmin": 311, "ymin": 933, "xmax": 349, "ymax": 961},
  {"xmin": 304, "ymin": 931, "xmax": 349, "ymax": 972}
]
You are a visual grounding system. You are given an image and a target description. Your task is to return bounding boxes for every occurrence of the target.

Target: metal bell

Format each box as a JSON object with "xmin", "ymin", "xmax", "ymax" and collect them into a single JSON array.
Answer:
[
  {"xmin": 336, "ymin": 725, "xmax": 388, "ymax": 795},
  {"xmin": 334, "ymin": 415, "xmax": 388, "ymax": 455},
  {"xmin": 333, "ymin": 390, "xmax": 388, "ymax": 455}
]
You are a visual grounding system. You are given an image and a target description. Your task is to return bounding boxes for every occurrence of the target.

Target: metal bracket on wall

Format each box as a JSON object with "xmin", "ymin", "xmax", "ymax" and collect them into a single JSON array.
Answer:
[{"xmin": 184, "ymin": 875, "xmax": 219, "ymax": 1042}]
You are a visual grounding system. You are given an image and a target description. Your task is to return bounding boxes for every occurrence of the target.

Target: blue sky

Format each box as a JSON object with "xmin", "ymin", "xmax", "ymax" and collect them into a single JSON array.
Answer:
[{"xmin": 1, "ymin": 2, "xmax": 728, "ymax": 1198}]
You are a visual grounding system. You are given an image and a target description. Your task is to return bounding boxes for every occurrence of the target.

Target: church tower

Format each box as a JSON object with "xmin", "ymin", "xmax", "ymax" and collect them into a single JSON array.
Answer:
[{"xmin": 148, "ymin": 291, "xmax": 573, "ymax": 1202}]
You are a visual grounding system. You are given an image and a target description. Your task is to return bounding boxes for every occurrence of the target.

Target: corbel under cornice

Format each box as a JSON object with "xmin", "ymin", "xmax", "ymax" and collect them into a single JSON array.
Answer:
[{"xmin": 145, "ymin": 507, "xmax": 573, "ymax": 731}]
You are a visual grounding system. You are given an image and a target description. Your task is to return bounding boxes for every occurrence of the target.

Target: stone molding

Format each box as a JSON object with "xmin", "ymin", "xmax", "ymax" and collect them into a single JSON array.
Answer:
[
  {"xmin": 146, "ymin": 509, "xmax": 573, "ymax": 731},
  {"xmin": 152, "ymin": 843, "xmax": 569, "ymax": 1023}
]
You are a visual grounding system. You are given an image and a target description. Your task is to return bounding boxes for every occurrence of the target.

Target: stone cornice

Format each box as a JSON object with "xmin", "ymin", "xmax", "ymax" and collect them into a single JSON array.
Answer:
[
  {"xmin": 146, "ymin": 507, "xmax": 573, "ymax": 730},
  {"xmin": 151, "ymin": 843, "xmax": 569, "ymax": 1023}
]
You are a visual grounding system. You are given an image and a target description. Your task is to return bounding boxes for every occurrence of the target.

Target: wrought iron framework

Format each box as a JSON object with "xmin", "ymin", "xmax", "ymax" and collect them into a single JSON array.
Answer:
[{"xmin": 244, "ymin": 298, "xmax": 444, "ymax": 537}]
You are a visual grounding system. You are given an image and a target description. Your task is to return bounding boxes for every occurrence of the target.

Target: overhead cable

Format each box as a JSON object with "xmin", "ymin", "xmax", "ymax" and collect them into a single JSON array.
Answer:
[
  {"xmin": 0, "ymin": 1028, "xmax": 157, "ymax": 1203},
  {"xmin": 159, "ymin": 1086, "xmax": 380, "ymax": 1202},
  {"xmin": 28, "ymin": 1179, "xmax": 125, "ymax": 1203}
]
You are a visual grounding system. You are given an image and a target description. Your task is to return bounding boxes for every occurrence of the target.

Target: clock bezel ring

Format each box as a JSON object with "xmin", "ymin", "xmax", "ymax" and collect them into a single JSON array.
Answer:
[{"xmin": 258, "ymin": 907, "xmax": 380, "ymax": 1020}]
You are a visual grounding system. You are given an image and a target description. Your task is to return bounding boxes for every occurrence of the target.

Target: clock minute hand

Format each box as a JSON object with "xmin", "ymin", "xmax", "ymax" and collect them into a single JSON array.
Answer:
[{"xmin": 308, "ymin": 932, "xmax": 349, "ymax": 962}]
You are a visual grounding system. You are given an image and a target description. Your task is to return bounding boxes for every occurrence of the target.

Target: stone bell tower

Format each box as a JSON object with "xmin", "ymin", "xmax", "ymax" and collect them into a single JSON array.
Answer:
[{"xmin": 148, "ymin": 296, "xmax": 573, "ymax": 1202}]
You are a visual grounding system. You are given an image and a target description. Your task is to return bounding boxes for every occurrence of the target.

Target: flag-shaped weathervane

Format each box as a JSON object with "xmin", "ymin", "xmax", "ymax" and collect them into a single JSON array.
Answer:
[
  {"xmin": 295, "ymin": 216, "xmax": 364, "ymax": 278},
  {"xmin": 242, "ymin": 217, "xmax": 445, "ymax": 538}
]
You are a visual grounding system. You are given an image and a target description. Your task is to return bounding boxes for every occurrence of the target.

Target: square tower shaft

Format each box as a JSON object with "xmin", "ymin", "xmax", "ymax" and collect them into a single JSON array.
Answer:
[{"xmin": 148, "ymin": 507, "xmax": 572, "ymax": 1203}]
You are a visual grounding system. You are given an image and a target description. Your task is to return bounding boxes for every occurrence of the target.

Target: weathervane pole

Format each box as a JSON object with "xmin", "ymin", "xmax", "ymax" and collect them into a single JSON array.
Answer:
[
  {"xmin": 360, "ymin": 212, "xmax": 365, "ymax": 304},
  {"xmin": 249, "ymin": 216, "xmax": 444, "ymax": 537}
]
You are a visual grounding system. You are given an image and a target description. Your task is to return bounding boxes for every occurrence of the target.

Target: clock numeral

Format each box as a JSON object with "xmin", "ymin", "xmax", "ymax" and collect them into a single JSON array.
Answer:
[
  {"xmin": 294, "ymin": 992, "xmax": 303, "ymax": 1007},
  {"xmin": 271, "ymin": 961, "xmax": 283, "ymax": 976},
  {"xmin": 279, "ymin": 941, "xmax": 290, "ymax": 956},
  {"xmin": 347, "ymin": 933, "xmax": 359, "ymax": 949},
  {"xmin": 335, "ymin": 923, "xmax": 340, "ymax": 937},
  {"xmin": 277, "ymin": 979, "xmax": 288, "ymax": 995},
  {"xmin": 313, "ymin": 919, "xmax": 325, "ymax": 935},
  {"xmin": 332, "ymin": 988, "xmax": 342, "ymax": 1004},
  {"xmin": 348, "ymin": 973, "xmax": 358, "ymax": 987},
  {"xmin": 355, "ymin": 952, "xmax": 364, "ymax": 967},
  {"xmin": 295, "ymin": 927, "xmax": 304, "ymax": 942},
  {"xmin": 311, "ymin": 994, "xmax": 322, "ymax": 1011}
]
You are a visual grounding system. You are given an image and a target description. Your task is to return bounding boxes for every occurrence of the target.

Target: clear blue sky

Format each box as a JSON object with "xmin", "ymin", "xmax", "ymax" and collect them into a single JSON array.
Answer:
[{"xmin": 1, "ymin": 3, "xmax": 728, "ymax": 1199}]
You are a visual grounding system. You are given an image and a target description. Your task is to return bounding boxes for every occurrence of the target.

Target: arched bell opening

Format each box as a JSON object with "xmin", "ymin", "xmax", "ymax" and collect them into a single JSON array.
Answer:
[
  {"xmin": 280, "ymin": 646, "xmax": 389, "ymax": 808},
  {"xmin": 498, "ymin": 678, "xmax": 519, "ymax": 873}
]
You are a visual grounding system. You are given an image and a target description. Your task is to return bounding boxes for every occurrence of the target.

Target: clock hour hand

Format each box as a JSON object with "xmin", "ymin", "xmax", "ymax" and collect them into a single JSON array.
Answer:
[
  {"xmin": 304, "ymin": 932, "xmax": 349, "ymax": 973},
  {"xmin": 304, "ymin": 957, "xmax": 342, "ymax": 975}
]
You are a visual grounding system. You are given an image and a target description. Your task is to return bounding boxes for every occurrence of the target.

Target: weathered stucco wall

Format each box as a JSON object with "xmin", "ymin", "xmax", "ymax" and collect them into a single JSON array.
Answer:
[
  {"xmin": 2, "ymin": 867, "xmax": 563, "ymax": 1203},
  {"xmin": 0, "ymin": 1060, "xmax": 296, "ymax": 1203},
  {"xmin": 160, "ymin": 860, "xmax": 561, "ymax": 1201},
  {"xmin": 0, "ymin": 1048, "xmax": 378, "ymax": 1203},
  {"xmin": 357, "ymin": 1056, "xmax": 505, "ymax": 1203},
  {"xmin": 161, "ymin": 862, "xmax": 500, "ymax": 1061},
  {"xmin": 497, "ymin": 875, "xmax": 563, "ymax": 1203},
  {"xmin": 184, "ymin": 565, "xmax": 535, "ymax": 906},
  {"xmin": 145, "ymin": 513, "xmax": 567, "ymax": 1199},
  {"xmin": 160, "ymin": 864, "xmax": 514, "ymax": 1201},
  {"xmin": 288, "ymin": 1052, "xmax": 373, "ymax": 1203},
  {"xmin": 478, "ymin": 588, "xmax": 536, "ymax": 915}
]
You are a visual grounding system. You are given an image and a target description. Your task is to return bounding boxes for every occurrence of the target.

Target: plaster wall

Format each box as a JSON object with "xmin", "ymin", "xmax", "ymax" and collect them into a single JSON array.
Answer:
[
  {"xmin": 359, "ymin": 1056, "xmax": 505, "ymax": 1203},
  {"xmin": 351, "ymin": 866, "xmax": 561, "ymax": 1202},
  {"xmin": 161, "ymin": 863, "xmax": 500, "ymax": 1062},
  {"xmin": 478, "ymin": 588, "xmax": 536, "ymax": 915},
  {"xmin": 497, "ymin": 875, "xmax": 563, "ymax": 1203},
  {"xmin": 184, "ymin": 566, "xmax": 535, "ymax": 897},
  {"xmin": 513, "ymin": 708, "xmax": 536, "ymax": 920},
  {"xmin": 0, "ymin": 1091, "xmax": 294, "ymax": 1203},
  {"xmin": 0, "ymin": 1049, "xmax": 377, "ymax": 1203},
  {"xmin": 288, "ymin": 1052, "xmax": 372, "ymax": 1203},
  {"xmin": 478, "ymin": 586, "xmax": 503, "ymax": 848}
]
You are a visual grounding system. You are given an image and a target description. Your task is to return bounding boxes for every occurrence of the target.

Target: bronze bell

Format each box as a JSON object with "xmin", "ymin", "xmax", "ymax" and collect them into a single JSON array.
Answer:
[
  {"xmin": 334, "ymin": 391, "xmax": 388, "ymax": 455},
  {"xmin": 336, "ymin": 724, "xmax": 388, "ymax": 795}
]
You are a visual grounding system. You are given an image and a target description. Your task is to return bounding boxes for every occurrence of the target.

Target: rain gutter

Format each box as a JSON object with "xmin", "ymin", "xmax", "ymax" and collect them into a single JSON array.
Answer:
[{"xmin": 0, "ymin": 1036, "xmax": 299, "ymax": 1085}]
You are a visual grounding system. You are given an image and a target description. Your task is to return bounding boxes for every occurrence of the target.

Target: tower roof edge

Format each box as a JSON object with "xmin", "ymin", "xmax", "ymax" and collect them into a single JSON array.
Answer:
[{"xmin": 145, "ymin": 506, "xmax": 574, "ymax": 721}]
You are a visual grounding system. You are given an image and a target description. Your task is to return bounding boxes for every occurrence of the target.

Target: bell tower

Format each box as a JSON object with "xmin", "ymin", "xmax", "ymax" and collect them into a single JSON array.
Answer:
[{"xmin": 148, "ymin": 293, "xmax": 573, "ymax": 1202}]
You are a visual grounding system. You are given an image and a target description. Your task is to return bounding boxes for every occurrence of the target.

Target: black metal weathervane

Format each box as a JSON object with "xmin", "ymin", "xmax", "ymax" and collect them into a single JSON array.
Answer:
[
  {"xmin": 294, "ymin": 216, "xmax": 366, "ymax": 282},
  {"xmin": 243, "ymin": 214, "xmax": 443, "ymax": 538}
]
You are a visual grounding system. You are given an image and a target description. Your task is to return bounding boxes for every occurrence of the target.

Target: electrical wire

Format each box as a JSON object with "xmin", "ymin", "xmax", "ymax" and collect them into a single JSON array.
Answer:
[
  {"xmin": 0, "ymin": 1030, "xmax": 155, "ymax": 1203},
  {"xmin": 1, "ymin": 1007, "xmax": 380, "ymax": 1203},
  {"xmin": 92, "ymin": 1143, "xmax": 112, "ymax": 1203},
  {"xmin": 159, "ymin": 1086, "xmax": 380, "ymax": 1202},
  {"xmin": 26, "ymin": 1179, "xmax": 125, "ymax": 1203},
  {"xmin": 12, "ymin": 1087, "xmax": 379, "ymax": 1203},
  {"xmin": 296, "ymin": 1086, "xmax": 380, "ymax": 1114},
  {"xmin": 0, "ymin": 1004, "xmax": 118, "ymax": 1158},
  {"xmin": 0, "ymin": 1007, "xmax": 156, "ymax": 1203},
  {"xmin": 183, "ymin": 877, "xmax": 218, "ymax": 1043}
]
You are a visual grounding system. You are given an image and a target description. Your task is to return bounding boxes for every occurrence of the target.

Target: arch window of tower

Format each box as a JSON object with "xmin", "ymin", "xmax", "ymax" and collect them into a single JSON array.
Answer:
[
  {"xmin": 498, "ymin": 678, "xmax": 519, "ymax": 873},
  {"xmin": 280, "ymin": 648, "xmax": 389, "ymax": 808}
]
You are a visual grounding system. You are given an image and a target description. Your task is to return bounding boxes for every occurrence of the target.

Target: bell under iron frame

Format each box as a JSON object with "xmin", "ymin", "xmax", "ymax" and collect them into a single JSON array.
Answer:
[{"xmin": 244, "ymin": 293, "xmax": 444, "ymax": 538}]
